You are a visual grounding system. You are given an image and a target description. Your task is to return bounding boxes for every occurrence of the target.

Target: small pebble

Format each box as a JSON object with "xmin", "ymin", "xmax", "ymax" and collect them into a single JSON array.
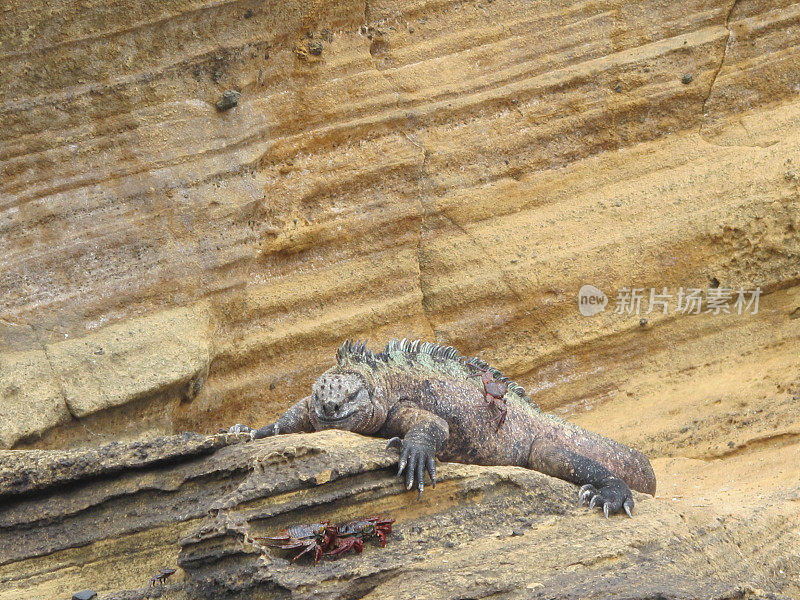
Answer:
[
  {"xmin": 308, "ymin": 40, "xmax": 324, "ymax": 55},
  {"xmin": 613, "ymin": 83, "xmax": 623, "ymax": 93},
  {"xmin": 244, "ymin": 9, "xmax": 253, "ymax": 18},
  {"xmin": 72, "ymin": 592, "xmax": 97, "ymax": 600},
  {"xmin": 681, "ymin": 73, "xmax": 693, "ymax": 84},
  {"xmin": 728, "ymin": 441, "xmax": 735, "ymax": 448},
  {"xmin": 511, "ymin": 529, "xmax": 524, "ymax": 537},
  {"xmin": 444, "ymin": 541, "xmax": 456, "ymax": 548},
  {"xmin": 639, "ymin": 318, "xmax": 648, "ymax": 328},
  {"xmin": 216, "ymin": 90, "xmax": 241, "ymax": 111}
]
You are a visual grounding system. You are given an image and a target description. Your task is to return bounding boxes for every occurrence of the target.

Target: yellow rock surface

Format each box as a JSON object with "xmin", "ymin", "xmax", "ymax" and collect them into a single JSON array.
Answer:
[
  {"xmin": 46, "ymin": 303, "xmax": 211, "ymax": 419},
  {"xmin": 2, "ymin": 0, "xmax": 798, "ymax": 447},
  {"xmin": 1, "ymin": 0, "xmax": 799, "ymax": 593},
  {"xmin": 2, "ymin": 431, "xmax": 798, "ymax": 599},
  {"xmin": 0, "ymin": 348, "xmax": 70, "ymax": 448}
]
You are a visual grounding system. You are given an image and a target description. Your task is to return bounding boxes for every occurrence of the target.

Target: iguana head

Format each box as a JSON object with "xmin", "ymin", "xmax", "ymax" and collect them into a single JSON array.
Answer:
[{"xmin": 308, "ymin": 372, "xmax": 384, "ymax": 433}]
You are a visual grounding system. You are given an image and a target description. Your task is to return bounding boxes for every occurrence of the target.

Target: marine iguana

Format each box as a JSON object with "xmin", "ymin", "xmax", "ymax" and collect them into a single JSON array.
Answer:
[{"xmin": 228, "ymin": 339, "xmax": 656, "ymax": 517}]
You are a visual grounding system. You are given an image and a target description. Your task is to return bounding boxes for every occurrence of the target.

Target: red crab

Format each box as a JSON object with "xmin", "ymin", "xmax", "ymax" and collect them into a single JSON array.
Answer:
[
  {"xmin": 254, "ymin": 521, "xmax": 334, "ymax": 564},
  {"xmin": 149, "ymin": 568, "xmax": 176, "ymax": 587},
  {"xmin": 325, "ymin": 516, "xmax": 395, "ymax": 557},
  {"xmin": 469, "ymin": 367, "xmax": 508, "ymax": 428}
]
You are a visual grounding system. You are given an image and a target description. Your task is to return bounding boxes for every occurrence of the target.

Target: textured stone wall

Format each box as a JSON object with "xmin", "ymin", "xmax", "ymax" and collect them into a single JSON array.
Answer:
[
  {"xmin": 1, "ymin": 0, "xmax": 799, "ymax": 449},
  {"xmin": 2, "ymin": 432, "xmax": 798, "ymax": 599},
  {"xmin": 2, "ymin": 3, "xmax": 800, "ymax": 598}
]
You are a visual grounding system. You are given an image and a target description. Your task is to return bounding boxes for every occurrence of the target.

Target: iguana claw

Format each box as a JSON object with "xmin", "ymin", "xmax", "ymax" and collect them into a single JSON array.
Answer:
[
  {"xmin": 227, "ymin": 423, "xmax": 276, "ymax": 440},
  {"xmin": 623, "ymin": 499, "xmax": 634, "ymax": 517},
  {"xmin": 386, "ymin": 437, "xmax": 403, "ymax": 451},
  {"xmin": 579, "ymin": 484, "xmax": 594, "ymax": 505},
  {"xmin": 386, "ymin": 436, "xmax": 436, "ymax": 499},
  {"xmin": 577, "ymin": 480, "xmax": 634, "ymax": 517}
]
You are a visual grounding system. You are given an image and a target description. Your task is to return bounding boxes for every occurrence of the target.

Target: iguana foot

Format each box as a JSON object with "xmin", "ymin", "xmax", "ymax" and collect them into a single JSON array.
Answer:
[
  {"xmin": 579, "ymin": 480, "xmax": 634, "ymax": 518},
  {"xmin": 386, "ymin": 437, "xmax": 437, "ymax": 499},
  {"xmin": 228, "ymin": 424, "xmax": 252, "ymax": 434},
  {"xmin": 227, "ymin": 423, "xmax": 277, "ymax": 440}
]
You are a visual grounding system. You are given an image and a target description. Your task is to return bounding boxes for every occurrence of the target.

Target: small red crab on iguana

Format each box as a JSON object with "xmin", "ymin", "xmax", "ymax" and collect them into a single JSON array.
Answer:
[
  {"xmin": 228, "ymin": 339, "xmax": 656, "ymax": 518},
  {"xmin": 325, "ymin": 516, "xmax": 395, "ymax": 557},
  {"xmin": 255, "ymin": 521, "xmax": 333, "ymax": 564},
  {"xmin": 467, "ymin": 365, "xmax": 509, "ymax": 428}
]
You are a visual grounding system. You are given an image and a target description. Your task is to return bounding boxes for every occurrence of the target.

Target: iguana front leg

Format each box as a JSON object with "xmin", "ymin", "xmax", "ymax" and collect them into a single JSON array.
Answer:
[
  {"xmin": 528, "ymin": 443, "xmax": 635, "ymax": 518},
  {"xmin": 228, "ymin": 396, "xmax": 313, "ymax": 440},
  {"xmin": 380, "ymin": 401, "xmax": 449, "ymax": 497}
]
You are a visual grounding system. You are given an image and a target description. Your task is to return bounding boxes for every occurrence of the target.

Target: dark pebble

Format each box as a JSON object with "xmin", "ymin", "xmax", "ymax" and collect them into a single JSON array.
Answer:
[
  {"xmin": 308, "ymin": 41, "xmax": 324, "ymax": 56},
  {"xmin": 511, "ymin": 529, "xmax": 524, "ymax": 537},
  {"xmin": 639, "ymin": 318, "xmax": 648, "ymax": 327},
  {"xmin": 444, "ymin": 541, "xmax": 456, "ymax": 548},
  {"xmin": 216, "ymin": 90, "xmax": 241, "ymax": 111},
  {"xmin": 73, "ymin": 591, "xmax": 98, "ymax": 600},
  {"xmin": 681, "ymin": 73, "xmax": 693, "ymax": 84}
]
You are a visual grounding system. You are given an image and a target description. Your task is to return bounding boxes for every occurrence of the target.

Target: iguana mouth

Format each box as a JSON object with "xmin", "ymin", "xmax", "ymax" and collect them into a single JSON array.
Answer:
[{"xmin": 315, "ymin": 410, "xmax": 357, "ymax": 424}]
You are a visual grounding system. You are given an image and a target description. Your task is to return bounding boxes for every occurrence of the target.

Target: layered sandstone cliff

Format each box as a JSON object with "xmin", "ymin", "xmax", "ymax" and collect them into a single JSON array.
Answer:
[
  {"xmin": 1, "ymin": 0, "xmax": 798, "ymax": 449},
  {"xmin": 1, "ymin": 0, "xmax": 799, "ymax": 597},
  {"xmin": 2, "ymin": 431, "xmax": 798, "ymax": 600}
]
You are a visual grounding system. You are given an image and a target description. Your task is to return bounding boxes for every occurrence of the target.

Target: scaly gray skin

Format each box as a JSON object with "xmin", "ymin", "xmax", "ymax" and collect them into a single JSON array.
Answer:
[{"xmin": 229, "ymin": 339, "xmax": 657, "ymax": 517}]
